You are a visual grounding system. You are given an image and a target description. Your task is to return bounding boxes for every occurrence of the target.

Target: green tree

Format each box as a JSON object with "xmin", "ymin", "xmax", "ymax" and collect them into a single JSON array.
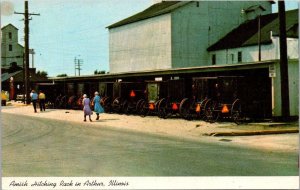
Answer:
[
  {"xmin": 36, "ymin": 70, "xmax": 48, "ymax": 78},
  {"xmin": 56, "ymin": 74, "xmax": 68, "ymax": 77},
  {"xmin": 94, "ymin": 70, "xmax": 106, "ymax": 75}
]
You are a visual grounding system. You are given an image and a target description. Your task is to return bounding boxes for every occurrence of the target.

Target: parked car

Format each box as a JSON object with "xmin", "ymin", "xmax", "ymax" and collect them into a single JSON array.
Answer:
[{"xmin": 16, "ymin": 94, "xmax": 26, "ymax": 101}]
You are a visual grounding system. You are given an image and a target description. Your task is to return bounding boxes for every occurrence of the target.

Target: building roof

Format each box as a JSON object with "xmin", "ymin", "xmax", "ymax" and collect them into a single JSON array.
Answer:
[
  {"xmin": 207, "ymin": 9, "xmax": 298, "ymax": 51},
  {"xmin": 107, "ymin": 1, "xmax": 190, "ymax": 29},
  {"xmin": 1, "ymin": 23, "xmax": 18, "ymax": 31},
  {"xmin": 1, "ymin": 71, "xmax": 22, "ymax": 82},
  {"xmin": 1, "ymin": 70, "xmax": 50, "ymax": 83},
  {"xmin": 107, "ymin": 1, "xmax": 275, "ymax": 29},
  {"xmin": 50, "ymin": 60, "xmax": 279, "ymax": 82}
]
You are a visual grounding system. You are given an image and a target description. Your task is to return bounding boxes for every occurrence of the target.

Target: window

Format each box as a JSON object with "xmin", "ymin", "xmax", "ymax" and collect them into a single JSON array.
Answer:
[
  {"xmin": 9, "ymin": 44, "xmax": 12, "ymax": 51},
  {"xmin": 238, "ymin": 51, "xmax": 242, "ymax": 63},
  {"xmin": 9, "ymin": 32, "xmax": 12, "ymax": 39},
  {"xmin": 212, "ymin": 54, "xmax": 216, "ymax": 65},
  {"xmin": 231, "ymin": 54, "xmax": 234, "ymax": 63}
]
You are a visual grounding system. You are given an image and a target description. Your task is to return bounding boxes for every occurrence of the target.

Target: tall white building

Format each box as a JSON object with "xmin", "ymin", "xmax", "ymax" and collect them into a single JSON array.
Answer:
[{"xmin": 1, "ymin": 24, "xmax": 24, "ymax": 68}]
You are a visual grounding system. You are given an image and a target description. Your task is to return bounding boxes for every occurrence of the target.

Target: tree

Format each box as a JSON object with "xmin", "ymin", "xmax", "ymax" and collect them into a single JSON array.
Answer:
[
  {"xmin": 94, "ymin": 70, "xmax": 106, "ymax": 75},
  {"xmin": 36, "ymin": 70, "xmax": 48, "ymax": 78},
  {"xmin": 56, "ymin": 74, "xmax": 68, "ymax": 77}
]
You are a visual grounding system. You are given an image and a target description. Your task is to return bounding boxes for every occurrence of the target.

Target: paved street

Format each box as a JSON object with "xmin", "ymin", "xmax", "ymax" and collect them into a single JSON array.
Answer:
[{"xmin": 2, "ymin": 113, "xmax": 298, "ymax": 176}]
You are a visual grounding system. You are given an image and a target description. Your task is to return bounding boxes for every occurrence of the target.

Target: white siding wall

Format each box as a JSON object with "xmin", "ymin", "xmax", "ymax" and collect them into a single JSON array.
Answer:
[
  {"xmin": 209, "ymin": 38, "xmax": 299, "ymax": 65},
  {"xmin": 1, "ymin": 25, "xmax": 24, "ymax": 67},
  {"xmin": 109, "ymin": 14, "xmax": 172, "ymax": 73},
  {"xmin": 108, "ymin": 1, "xmax": 272, "ymax": 72},
  {"xmin": 171, "ymin": 1, "xmax": 272, "ymax": 68},
  {"xmin": 270, "ymin": 36, "xmax": 299, "ymax": 60},
  {"xmin": 273, "ymin": 60, "xmax": 299, "ymax": 116}
]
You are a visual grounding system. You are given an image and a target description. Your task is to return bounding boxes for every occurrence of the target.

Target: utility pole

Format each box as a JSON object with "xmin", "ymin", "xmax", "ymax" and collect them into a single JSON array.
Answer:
[
  {"xmin": 22, "ymin": 53, "xmax": 26, "ymax": 104},
  {"xmin": 74, "ymin": 57, "xmax": 77, "ymax": 76},
  {"xmin": 278, "ymin": 1, "xmax": 290, "ymax": 119},
  {"xmin": 258, "ymin": 14, "xmax": 261, "ymax": 61},
  {"xmin": 74, "ymin": 57, "xmax": 83, "ymax": 76},
  {"xmin": 15, "ymin": 1, "xmax": 40, "ymax": 104}
]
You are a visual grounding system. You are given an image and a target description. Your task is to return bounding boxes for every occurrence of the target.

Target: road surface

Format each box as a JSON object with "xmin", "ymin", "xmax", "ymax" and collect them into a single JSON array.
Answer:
[{"xmin": 2, "ymin": 113, "xmax": 298, "ymax": 176}]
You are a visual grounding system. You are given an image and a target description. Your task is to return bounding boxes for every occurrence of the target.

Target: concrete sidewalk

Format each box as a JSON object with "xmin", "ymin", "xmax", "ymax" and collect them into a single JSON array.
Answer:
[{"xmin": 2, "ymin": 101, "xmax": 299, "ymax": 152}]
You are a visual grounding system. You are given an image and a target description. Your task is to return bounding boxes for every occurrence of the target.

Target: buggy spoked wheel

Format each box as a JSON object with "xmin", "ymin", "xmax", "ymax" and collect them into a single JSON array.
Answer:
[
  {"xmin": 139, "ymin": 100, "xmax": 149, "ymax": 117},
  {"xmin": 60, "ymin": 95, "xmax": 68, "ymax": 109},
  {"xmin": 204, "ymin": 99, "xmax": 219, "ymax": 123},
  {"xmin": 198, "ymin": 99, "xmax": 208, "ymax": 120},
  {"xmin": 158, "ymin": 98, "xmax": 167, "ymax": 119},
  {"xmin": 136, "ymin": 99, "xmax": 144, "ymax": 113},
  {"xmin": 76, "ymin": 97, "xmax": 83, "ymax": 110},
  {"xmin": 179, "ymin": 98, "xmax": 193, "ymax": 120},
  {"xmin": 231, "ymin": 99, "xmax": 243, "ymax": 125},
  {"xmin": 122, "ymin": 100, "xmax": 130, "ymax": 115},
  {"xmin": 67, "ymin": 96, "xmax": 77, "ymax": 109},
  {"xmin": 101, "ymin": 96, "xmax": 108, "ymax": 106},
  {"xmin": 112, "ymin": 97, "xmax": 122, "ymax": 113},
  {"xmin": 102, "ymin": 97, "xmax": 112, "ymax": 113},
  {"xmin": 55, "ymin": 96, "xmax": 61, "ymax": 108},
  {"xmin": 154, "ymin": 100, "xmax": 161, "ymax": 115}
]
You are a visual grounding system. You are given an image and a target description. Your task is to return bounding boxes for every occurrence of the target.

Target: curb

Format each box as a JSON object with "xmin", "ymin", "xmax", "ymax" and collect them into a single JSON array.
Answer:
[{"xmin": 204, "ymin": 129, "xmax": 299, "ymax": 136}]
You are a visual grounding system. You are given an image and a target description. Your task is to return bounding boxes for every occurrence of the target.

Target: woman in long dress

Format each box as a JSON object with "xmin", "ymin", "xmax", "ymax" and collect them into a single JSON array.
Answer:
[
  {"xmin": 82, "ymin": 94, "xmax": 92, "ymax": 122},
  {"xmin": 92, "ymin": 91, "xmax": 104, "ymax": 120}
]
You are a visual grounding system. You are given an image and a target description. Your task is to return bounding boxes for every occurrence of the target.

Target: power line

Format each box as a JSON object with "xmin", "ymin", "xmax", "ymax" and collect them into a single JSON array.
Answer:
[{"xmin": 74, "ymin": 57, "xmax": 83, "ymax": 76}]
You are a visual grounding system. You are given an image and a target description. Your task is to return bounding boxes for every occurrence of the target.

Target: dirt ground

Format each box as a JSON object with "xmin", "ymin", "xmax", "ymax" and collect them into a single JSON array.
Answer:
[{"xmin": 2, "ymin": 102, "xmax": 299, "ymax": 153}]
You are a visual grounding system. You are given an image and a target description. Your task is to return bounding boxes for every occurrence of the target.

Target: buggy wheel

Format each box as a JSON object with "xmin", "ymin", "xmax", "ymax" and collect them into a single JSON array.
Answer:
[
  {"xmin": 158, "ymin": 98, "xmax": 167, "ymax": 119},
  {"xmin": 136, "ymin": 99, "xmax": 144, "ymax": 113},
  {"xmin": 231, "ymin": 99, "xmax": 243, "ymax": 124},
  {"xmin": 140, "ymin": 100, "xmax": 149, "ymax": 117},
  {"xmin": 60, "ymin": 95, "xmax": 68, "ymax": 109},
  {"xmin": 204, "ymin": 99, "xmax": 219, "ymax": 123},
  {"xmin": 55, "ymin": 96, "xmax": 61, "ymax": 108},
  {"xmin": 76, "ymin": 97, "xmax": 83, "ymax": 110},
  {"xmin": 122, "ymin": 100, "xmax": 130, "ymax": 115},
  {"xmin": 154, "ymin": 100, "xmax": 161, "ymax": 114},
  {"xmin": 112, "ymin": 97, "xmax": 122, "ymax": 113},
  {"xmin": 102, "ymin": 97, "xmax": 112, "ymax": 113},
  {"xmin": 101, "ymin": 96, "xmax": 108, "ymax": 106},
  {"xmin": 198, "ymin": 98, "xmax": 209, "ymax": 119},
  {"xmin": 179, "ymin": 98, "xmax": 193, "ymax": 120},
  {"xmin": 68, "ymin": 95, "xmax": 77, "ymax": 109}
]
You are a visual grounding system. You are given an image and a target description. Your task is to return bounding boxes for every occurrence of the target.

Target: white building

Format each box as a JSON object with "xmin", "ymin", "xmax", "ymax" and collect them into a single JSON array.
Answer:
[
  {"xmin": 1, "ymin": 24, "xmax": 24, "ymax": 68},
  {"xmin": 207, "ymin": 9, "xmax": 298, "ymax": 64},
  {"xmin": 108, "ymin": 1, "xmax": 273, "ymax": 73}
]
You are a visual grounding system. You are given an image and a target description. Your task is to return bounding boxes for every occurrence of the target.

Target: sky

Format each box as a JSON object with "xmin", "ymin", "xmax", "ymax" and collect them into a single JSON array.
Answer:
[{"xmin": 1, "ymin": 0, "xmax": 299, "ymax": 77}]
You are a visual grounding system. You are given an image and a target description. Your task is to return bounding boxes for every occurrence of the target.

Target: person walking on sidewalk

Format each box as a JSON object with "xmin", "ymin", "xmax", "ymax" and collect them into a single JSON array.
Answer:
[
  {"xmin": 92, "ymin": 91, "xmax": 104, "ymax": 120},
  {"xmin": 30, "ymin": 90, "xmax": 38, "ymax": 113},
  {"xmin": 82, "ymin": 94, "xmax": 92, "ymax": 122},
  {"xmin": 38, "ymin": 90, "xmax": 46, "ymax": 111}
]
